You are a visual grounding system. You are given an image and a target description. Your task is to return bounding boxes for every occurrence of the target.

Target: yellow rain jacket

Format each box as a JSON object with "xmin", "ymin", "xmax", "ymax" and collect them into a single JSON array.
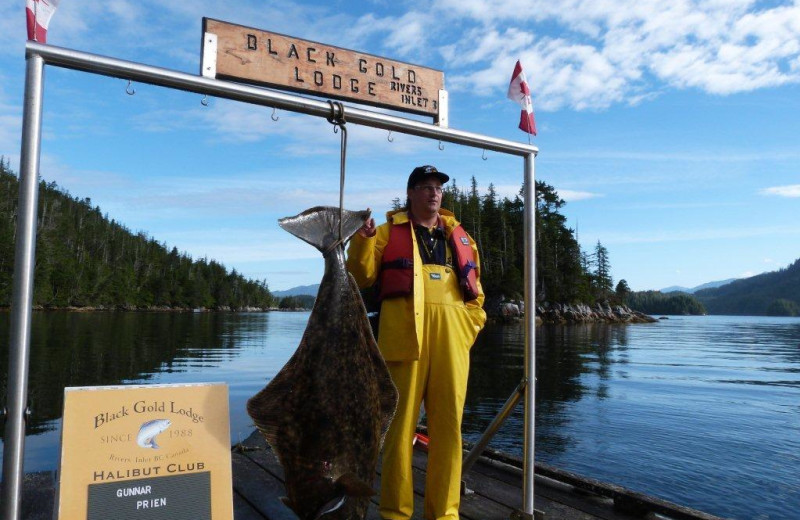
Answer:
[
  {"xmin": 346, "ymin": 209, "xmax": 486, "ymax": 361},
  {"xmin": 346, "ymin": 208, "xmax": 487, "ymax": 520}
]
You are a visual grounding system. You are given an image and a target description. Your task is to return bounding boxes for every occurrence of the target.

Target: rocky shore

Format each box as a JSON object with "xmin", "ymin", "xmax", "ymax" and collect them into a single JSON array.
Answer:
[
  {"xmin": 536, "ymin": 302, "xmax": 657, "ymax": 324},
  {"xmin": 487, "ymin": 297, "xmax": 657, "ymax": 324},
  {"xmin": 23, "ymin": 305, "xmax": 272, "ymax": 312}
]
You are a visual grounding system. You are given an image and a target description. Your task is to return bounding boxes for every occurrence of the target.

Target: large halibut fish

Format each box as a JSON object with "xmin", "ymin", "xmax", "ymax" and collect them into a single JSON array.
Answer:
[{"xmin": 247, "ymin": 206, "xmax": 398, "ymax": 520}]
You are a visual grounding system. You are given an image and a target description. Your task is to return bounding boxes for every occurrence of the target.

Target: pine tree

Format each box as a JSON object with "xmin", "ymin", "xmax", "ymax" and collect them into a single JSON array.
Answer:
[{"xmin": 593, "ymin": 241, "xmax": 613, "ymax": 298}]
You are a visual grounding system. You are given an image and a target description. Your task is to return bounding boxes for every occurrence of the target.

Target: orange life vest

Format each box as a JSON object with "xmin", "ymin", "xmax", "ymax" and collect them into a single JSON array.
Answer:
[{"xmin": 378, "ymin": 221, "xmax": 479, "ymax": 302}]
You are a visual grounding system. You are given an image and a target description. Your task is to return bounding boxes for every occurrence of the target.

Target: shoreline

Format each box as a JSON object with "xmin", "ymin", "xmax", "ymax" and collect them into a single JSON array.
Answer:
[{"xmin": 0, "ymin": 305, "xmax": 297, "ymax": 313}]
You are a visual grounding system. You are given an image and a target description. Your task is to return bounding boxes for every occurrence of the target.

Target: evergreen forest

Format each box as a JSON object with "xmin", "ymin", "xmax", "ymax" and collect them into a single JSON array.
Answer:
[
  {"xmin": 410, "ymin": 175, "xmax": 706, "ymax": 314},
  {"xmin": 4, "ymin": 156, "xmax": 788, "ymax": 316},
  {"xmin": 626, "ymin": 291, "xmax": 707, "ymax": 316},
  {"xmin": 0, "ymin": 158, "xmax": 275, "ymax": 310},
  {"xmin": 432, "ymin": 177, "xmax": 617, "ymax": 304},
  {"xmin": 693, "ymin": 258, "xmax": 800, "ymax": 316}
]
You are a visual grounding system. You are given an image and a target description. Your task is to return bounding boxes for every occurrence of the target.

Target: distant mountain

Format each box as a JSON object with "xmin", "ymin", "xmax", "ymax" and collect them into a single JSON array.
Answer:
[
  {"xmin": 660, "ymin": 285, "xmax": 692, "ymax": 293},
  {"xmin": 272, "ymin": 284, "xmax": 320, "ymax": 298},
  {"xmin": 661, "ymin": 278, "xmax": 738, "ymax": 294},
  {"xmin": 693, "ymin": 259, "xmax": 800, "ymax": 316}
]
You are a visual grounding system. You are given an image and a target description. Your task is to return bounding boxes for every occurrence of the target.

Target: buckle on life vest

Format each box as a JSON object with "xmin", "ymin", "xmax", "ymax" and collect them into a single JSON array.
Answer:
[{"xmin": 462, "ymin": 260, "xmax": 476, "ymax": 277}]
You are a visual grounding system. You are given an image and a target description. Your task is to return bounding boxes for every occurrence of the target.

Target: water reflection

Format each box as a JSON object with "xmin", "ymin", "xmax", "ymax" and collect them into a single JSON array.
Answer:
[
  {"xmin": 464, "ymin": 322, "xmax": 634, "ymax": 456},
  {"xmin": 0, "ymin": 311, "xmax": 268, "ymax": 438},
  {"xmin": 2, "ymin": 312, "xmax": 799, "ymax": 520}
]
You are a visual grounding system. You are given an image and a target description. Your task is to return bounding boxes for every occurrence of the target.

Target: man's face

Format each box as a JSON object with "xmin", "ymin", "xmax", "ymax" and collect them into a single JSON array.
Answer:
[{"xmin": 407, "ymin": 177, "xmax": 443, "ymax": 217}]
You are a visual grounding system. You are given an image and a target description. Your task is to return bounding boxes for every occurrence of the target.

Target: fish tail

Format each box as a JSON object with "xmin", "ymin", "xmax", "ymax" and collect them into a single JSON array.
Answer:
[{"xmin": 278, "ymin": 206, "xmax": 370, "ymax": 253}]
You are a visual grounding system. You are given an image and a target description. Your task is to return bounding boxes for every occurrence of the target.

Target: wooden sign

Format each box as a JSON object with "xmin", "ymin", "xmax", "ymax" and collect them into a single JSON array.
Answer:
[
  {"xmin": 57, "ymin": 383, "xmax": 233, "ymax": 520},
  {"xmin": 201, "ymin": 18, "xmax": 447, "ymax": 120}
]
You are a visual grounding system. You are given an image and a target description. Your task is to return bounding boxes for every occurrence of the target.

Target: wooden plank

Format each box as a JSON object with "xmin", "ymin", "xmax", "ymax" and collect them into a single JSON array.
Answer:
[
  {"xmin": 204, "ymin": 18, "xmax": 444, "ymax": 117},
  {"xmin": 231, "ymin": 452, "xmax": 296, "ymax": 520},
  {"xmin": 232, "ymin": 489, "xmax": 267, "ymax": 520},
  {"xmin": 459, "ymin": 490, "xmax": 517, "ymax": 520},
  {"xmin": 465, "ymin": 464, "xmax": 629, "ymax": 520},
  {"xmin": 22, "ymin": 471, "xmax": 57, "ymax": 520}
]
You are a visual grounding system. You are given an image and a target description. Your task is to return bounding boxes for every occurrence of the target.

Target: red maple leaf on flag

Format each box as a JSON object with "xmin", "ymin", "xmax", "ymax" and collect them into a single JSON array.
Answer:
[{"xmin": 507, "ymin": 60, "xmax": 537, "ymax": 136}]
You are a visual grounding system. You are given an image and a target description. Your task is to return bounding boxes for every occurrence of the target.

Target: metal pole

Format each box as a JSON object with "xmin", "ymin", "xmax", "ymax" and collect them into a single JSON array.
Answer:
[
  {"xmin": 26, "ymin": 42, "xmax": 538, "ymax": 158},
  {"xmin": 1, "ymin": 53, "xmax": 45, "ymax": 520},
  {"xmin": 462, "ymin": 379, "xmax": 525, "ymax": 476},
  {"xmin": 522, "ymin": 152, "xmax": 537, "ymax": 517}
]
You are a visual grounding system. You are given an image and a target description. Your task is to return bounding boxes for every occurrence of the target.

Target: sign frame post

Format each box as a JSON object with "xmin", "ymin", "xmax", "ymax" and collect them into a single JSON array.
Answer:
[{"xmin": 1, "ymin": 39, "xmax": 537, "ymax": 520}]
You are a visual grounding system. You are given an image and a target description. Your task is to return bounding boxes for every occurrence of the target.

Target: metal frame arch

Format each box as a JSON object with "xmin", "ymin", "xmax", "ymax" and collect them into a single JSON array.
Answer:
[{"xmin": 1, "ymin": 41, "xmax": 538, "ymax": 520}]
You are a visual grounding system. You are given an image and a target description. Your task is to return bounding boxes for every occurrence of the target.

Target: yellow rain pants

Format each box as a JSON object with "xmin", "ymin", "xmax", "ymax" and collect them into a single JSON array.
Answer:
[{"xmin": 379, "ymin": 263, "xmax": 476, "ymax": 520}]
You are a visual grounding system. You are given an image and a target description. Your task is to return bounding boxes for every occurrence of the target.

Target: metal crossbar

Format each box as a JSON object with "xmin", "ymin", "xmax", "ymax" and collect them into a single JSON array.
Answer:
[{"xmin": 1, "ymin": 41, "xmax": 538, "ymax": 520}]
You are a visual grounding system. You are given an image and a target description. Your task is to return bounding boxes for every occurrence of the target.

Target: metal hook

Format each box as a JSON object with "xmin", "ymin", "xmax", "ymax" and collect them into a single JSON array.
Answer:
[
  {"xmin": 201, "ymin": 95, "xmax": 209, "ymax": 107},
  {"xmin": 327, "ymin": 100, "xmax": 346, "ymax": 135},
  {"xmin": 438, "ymin": 140, "xmax": 445, "ymax": 151},
  {"xmin": 387, "ymin": 131, "xmax": 394, "ymax": 143},
  {"xmin": 482, "ymin": 149, "xmax": 488, "ymax": 161},
  {"xmin": 324, "ymin": 100, "xmax": 348, "ymax": 242},
  {"xmin": 125, "ymin": 80, "xmax": 135, "ymax": 96},
  {"xmin": 271, "ymin": 107, "xmax": 279, "ymax": 122}
]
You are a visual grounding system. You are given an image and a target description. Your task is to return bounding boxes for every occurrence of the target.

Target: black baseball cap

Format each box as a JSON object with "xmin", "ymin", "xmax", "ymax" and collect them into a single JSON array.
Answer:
[{"xmin": 407, "ymin": 165, "xmax": 450, "ymax": 189}]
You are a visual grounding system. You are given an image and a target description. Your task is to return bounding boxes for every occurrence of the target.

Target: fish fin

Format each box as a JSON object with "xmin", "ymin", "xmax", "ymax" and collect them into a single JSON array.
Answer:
[
  {"xmin": 246, "ymin": 358, "xmax": 301, "ymax": 448},
  {"xmin": 347, "ymin": 272, "xmax": 399, "ymax": 443},
  {"xmin": 335, "ymin": 472, "xmax": 376, "ymax": 497},
  {"xmin": 279, "ymin": 206, "xmax": 370, "ymax": 253}
]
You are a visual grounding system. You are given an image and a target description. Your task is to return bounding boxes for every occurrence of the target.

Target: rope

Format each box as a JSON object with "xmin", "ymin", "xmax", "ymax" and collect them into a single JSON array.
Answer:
[{"xmin": 327, "ymin": 100, "xmax": 347, "ymax": 242}]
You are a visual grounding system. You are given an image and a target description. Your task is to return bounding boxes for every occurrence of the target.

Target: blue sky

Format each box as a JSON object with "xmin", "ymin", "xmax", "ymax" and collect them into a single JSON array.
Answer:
[{"xmin": 1, "ymin": 1, "xmax": 798, "ymax": 292}]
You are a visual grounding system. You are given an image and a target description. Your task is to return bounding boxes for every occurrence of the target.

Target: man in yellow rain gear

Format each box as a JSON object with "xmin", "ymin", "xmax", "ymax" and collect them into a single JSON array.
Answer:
[{"xmin": 346, "ymin": 165, "xmax": 487, "ymax": 520}]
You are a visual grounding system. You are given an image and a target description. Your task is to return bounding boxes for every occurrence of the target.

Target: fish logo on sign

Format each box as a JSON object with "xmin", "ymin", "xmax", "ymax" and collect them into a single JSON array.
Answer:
[{"xmin": 136, "ymin": 419, "xmax": 171, "ymax": 449}]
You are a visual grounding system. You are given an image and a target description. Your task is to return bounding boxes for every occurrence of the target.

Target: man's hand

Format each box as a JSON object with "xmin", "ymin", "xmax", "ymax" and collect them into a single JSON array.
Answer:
[{"xmin": 357, "ymin": 217, "xmax": 376, "ymax": 238}]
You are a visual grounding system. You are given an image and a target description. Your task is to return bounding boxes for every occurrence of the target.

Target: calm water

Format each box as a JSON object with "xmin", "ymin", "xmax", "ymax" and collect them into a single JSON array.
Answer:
[{"xmin": 1, "ymin": 312, "xmax": 799, "ymax": 519}]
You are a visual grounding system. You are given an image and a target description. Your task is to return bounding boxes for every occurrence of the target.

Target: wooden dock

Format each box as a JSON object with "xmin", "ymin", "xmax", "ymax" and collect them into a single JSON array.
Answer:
[
  {"xmin": 230, "ymin": 432, "xmax": 724, "ymax": 520},
  {"xmin": 20, "ymin": 431, "xmax": 724, "ymax": 520}
]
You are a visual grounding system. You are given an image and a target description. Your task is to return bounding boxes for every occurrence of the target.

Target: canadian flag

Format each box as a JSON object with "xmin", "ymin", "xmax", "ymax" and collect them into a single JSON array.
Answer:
[
  {"xmin": 26, "ymin": 0, "xmax": 60, "ymax": 42},
  {"xmin": 506, "ymin": 60, "xmax": 537, "ymax": 136}
]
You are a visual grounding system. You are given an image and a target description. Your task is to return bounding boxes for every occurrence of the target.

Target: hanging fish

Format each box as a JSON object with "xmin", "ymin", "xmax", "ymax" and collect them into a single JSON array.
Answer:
[{"xmin": 247, "ymin": 206, "xmax": 398, "ymax": 520}]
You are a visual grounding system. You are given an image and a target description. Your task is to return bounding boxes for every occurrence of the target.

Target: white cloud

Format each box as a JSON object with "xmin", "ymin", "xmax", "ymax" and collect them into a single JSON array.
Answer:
[
  {"xmin": 760, "ymin": 184, "xmax": 800, "ymax": 197},
  {"xmin": 558, "ymin": 189, "xmax": 602, "ymax": 202},
  {"xmin": 436, "ymin": 0, "xmax": 800, "ymax": 110},
  {"xmin": 8, "ymin": 0, "xmax": 797, "ymax": 116}
]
